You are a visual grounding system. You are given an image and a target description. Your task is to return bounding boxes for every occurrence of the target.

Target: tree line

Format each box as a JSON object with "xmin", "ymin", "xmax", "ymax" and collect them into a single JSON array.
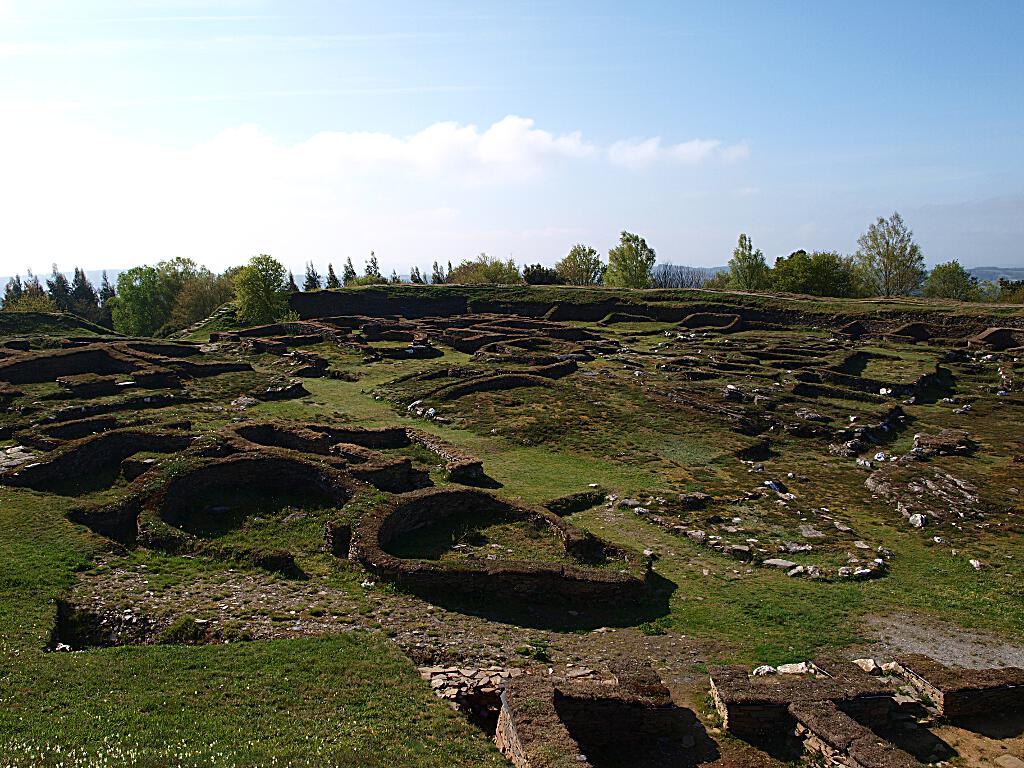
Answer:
[{"xmin": 3, "ymin": 211, "xmax": 1023, "ymax": 335}]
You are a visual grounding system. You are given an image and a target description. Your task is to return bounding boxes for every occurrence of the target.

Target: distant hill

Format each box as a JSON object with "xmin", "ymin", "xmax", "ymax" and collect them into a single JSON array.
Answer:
[{"xmin": 968, "ymin": 266, "xmax": 1024, "ymax": 283}]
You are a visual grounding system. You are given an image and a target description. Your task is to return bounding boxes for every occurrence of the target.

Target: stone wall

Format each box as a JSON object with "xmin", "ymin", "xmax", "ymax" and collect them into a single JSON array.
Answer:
[
  {"xmin": 349, "ymin": 487, "xmax": 649, "ymax": 606},
  {"xmin": 894, "ymin": 654, "xmax": 1024, "ymax": 719}
]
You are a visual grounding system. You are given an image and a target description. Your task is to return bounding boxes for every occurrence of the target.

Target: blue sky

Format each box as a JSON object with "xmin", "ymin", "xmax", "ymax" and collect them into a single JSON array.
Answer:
[{"xmin": 1, "ymin": 0, "xmax": 1022, "ymax": 276}]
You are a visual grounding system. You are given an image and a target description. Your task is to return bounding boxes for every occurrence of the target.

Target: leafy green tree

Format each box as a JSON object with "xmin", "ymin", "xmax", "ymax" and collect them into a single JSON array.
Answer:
[
  {"xmin": 2, "ymin": 285, "xmax": 57, "ymax": 313},
  {"xmin": 727, "ymin": 234, "xmax": 770, "ymax": 291},
  {"xmin": 446, "ymin": 254, "xmax": 522, "ymax": 284},
  {"xmin": 325, "ymin": 263, "xmax": 341, "ymax": 289},
  {"xmin": 605, "ymin": 232, "xmax": 656, "ymax": 288},
  {"xmin": 46, "ymin": 265, "xmax": 72, "ymax": 311},
  {"xmin": 389, "ymin": 270, "xmax": 400, "ymax": 283},
  {"xmin": 168, "ymin": 269, "xmax": 234, "ymax": 329},
  {"xmin": 409, "ymin": 266, "xmax": 425, "ymax": 284},
  {"xmin": 922, "ymin": 260, "xmax": 978, "ymax": 301},
  {"xmin": 522, "ymin": 264, "xmax": 563, "ymax": 285},
  {"xmin": 770, "ymin": 250, "xmax": 862, "ymax": 297},
  {"xmin": 996, "ymin": 279, "xmax": 1024, "ymax": 303},
  {"xmin": 235, "ymin": 255, "xmax": 288, "ymax": 326},
  {"xmin": 855, "ymin": 212, "xmax": 926, "ymax": 296},
  {"xmin": 342, "ymin": 257, "xmax": 357, "ymax": 284},
  {"xmin": 555, "ymin": 244, "xmax": 604, "ymax": 286},
  {"xmin": 2, "ymin": 271, "xmax": 53, "ymax": 312},
  {"xmin": 303, "ymin": 262, "xmax": 322, "ymax": 291},
  {"xmin": 2, "ymin": 276, "xmax": 24, "ymax": 309},
  {"xmin": 111, "ymin": 266, "xmax": 167, "ymax": 335}
]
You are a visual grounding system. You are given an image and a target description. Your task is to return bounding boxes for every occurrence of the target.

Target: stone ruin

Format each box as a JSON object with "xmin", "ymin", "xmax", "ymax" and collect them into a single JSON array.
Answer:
[
  {"xmin": 710, "ymin": 654, "xmax": 1024, "ymax": 767},
  {"xmin": 348, "ymin": 487, "xmax": 657, "ymax": 625},
  {"xmin": 496, "ymin": 657, "xmax": 709, "ymax": 768},
  {"xmin": 893, "ymin": 654, "xmax": 1024, "ymax": 720}
]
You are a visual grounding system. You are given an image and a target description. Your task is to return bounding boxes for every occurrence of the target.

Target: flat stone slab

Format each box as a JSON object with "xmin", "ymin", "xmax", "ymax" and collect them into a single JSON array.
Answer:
[{"xmin": 763, "ymin": 558, "xmax": 798, "ymax": 570}]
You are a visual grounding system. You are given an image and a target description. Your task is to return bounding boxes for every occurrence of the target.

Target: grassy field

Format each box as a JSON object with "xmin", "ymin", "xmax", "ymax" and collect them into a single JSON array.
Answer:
[
  {"xmin": 2, "ymin": 290, "xmax": 1023, "ymax": 765},
  {"xmin": 0, "ymin": 480, "xmax": 505, "ymax": 766}
]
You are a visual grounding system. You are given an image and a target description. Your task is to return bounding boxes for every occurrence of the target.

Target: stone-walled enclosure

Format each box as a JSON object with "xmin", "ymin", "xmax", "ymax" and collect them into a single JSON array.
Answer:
[
  {"xmin": 350, "ymin": 487, "xmax": 653, "ymax": 617},
  {"xmin": 894, "ymin": 654, "xmax": 1024, "ymax": 720},
  {"xmin": 496, "ymin": 658, "xmax": 707, "ymax": 768}
]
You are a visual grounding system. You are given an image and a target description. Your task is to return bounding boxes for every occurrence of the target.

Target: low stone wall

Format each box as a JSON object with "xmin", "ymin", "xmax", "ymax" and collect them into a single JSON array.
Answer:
[
  {"xmin": 350, "ymin": 487, "xmax": 648, "ymax": 606},
  {"xmin": 156, "ymin": 452, "xmax": 354, "ymax": 528},
  {"xmin": 0, "ymin": 429, "xmax": 193, "ymax": 493},
  {"xmin": 496, "ymin": 660, "xmax": 695, "ymax": 768},
  {"xmin": 230, "ymin": 422, "xmax": 332, "ymax": 455},
  {"xmin": 791, "ymin": 700, "xmax": 918, "ymax": 768},
  {"xmin": 894, "ymin": 654, "xmax": 1024, "ymax": 719},
  {"xmin": 708, "ymin": 660, "xmax": 894, "ymax": 739},
  {"xmin": 405, "ymin": 427, "xmax": 485, "ymax": 484},
  {"xmin": 0, "ymin": 345, "xmax": 138, "ymax": 384},
  {"xmin": 432, "ymin": 373, "xmax": 552, "ymax": 401}
]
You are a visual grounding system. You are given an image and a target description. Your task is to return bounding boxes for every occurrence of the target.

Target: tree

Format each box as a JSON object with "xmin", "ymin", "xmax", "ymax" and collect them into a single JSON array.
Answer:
[
  {"xmin": 555, "ymin": 244, "xmax": 603, "ymax": 286},
  {"xmin": 770, "ymin": 250, "xmax": 863, "ymax": 297},
  {"xmin": 99, "ymin": 271, "xmax": 116, "ymax": 303},
  {"xmin": 286, "ymin": 271, "xmax": 299, "ymax": 292},
  {"xmin": 605, "ymin": 232, "xmax": 656, "ymax": 288},
  {"xmin": 650, "ymin": 264, "xmax": 714, "ymax": 289},
  {"xmin": 996, "ymin": 279, "xmax": 1024, "ymax": 304},
  {"xmin": 365, "ymin": 252, "xmax": 381, "ymax": 279},
  {"xmin": 922, "ymin": 260, "xmax": 978, "ymax": 301},
  {"xmin": 325, "ymin": 263, "xmax": 341, "ymax": 289},
  {"xmin": 168, "ymin": 269, "xmax": 233, "ymax": 329},
  {"xmin": 342, "ymin": 257, "xmax": 357, "ymax": 285},
  {"xmin": 46, "ymin": 265, "xmax": 72, "ymax": 311},
  {"xmin": 727, "ymin": 234, "xmax": 770, "ymax": 291},
  {"xmin": 235, "ymin": 255, "xmax": 288, "ymax": 326},
  {"xmin": 523, "ymin": 264, "xmax": 563, "ymax": 285},
  {"xmin": 111, "ymin": 266, "xmax": 167, "ymax": 335},
  {"xmin": 409, "ymin": 266, "xmax": 425, "ymax": 284},
  {"xmin": 855, "ymin": 212, "xmax": 926, "ymax": 297},
  {"xmin": 446, "ymin": 254, "xmax": 522, "ymax": 284},
  {"xmin": 2, "ymin": 276, "xmax": 24, "ymax": 309},
  {"xmin": 303, "ymin": 262, "xmax": 322, "ymax": 291},
  {"xmin": 431, "ymin": 261, "xmax": 447, "ymax": 284},
  {"xmin": 69, "ymin": 267, "xmax": 100, "ymax": 320},
  {"xmin": 2, "ymin": 279, "xmax": 57, "ymax": 313}
]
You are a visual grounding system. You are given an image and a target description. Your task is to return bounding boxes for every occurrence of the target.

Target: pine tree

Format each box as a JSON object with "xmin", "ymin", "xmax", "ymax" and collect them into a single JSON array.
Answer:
[
  {"xmin": 69, "ymin": 267, "xmax": 100, "ymax": 319},
  {"xmin": 431, "ymin": 261, "xmax": 447, "ymax": 284},
  {"xmin": 409, "ymin": 266, "xmax": 424, "ymax": 284},
  {"xmin": 99, "ymin": 271, "xmax": 116, "ymax": 303},
  {"xmin": 286, "ymin": 271, "xmax": 299, "ymax": 292},
  {"xmin": 342, "ymin": 257, "xmax": 357, "ymax": 284},
  {"xmin": 46, "ymin": 264, "xmax": 72, "ymax": 311},
  {"xmin": 2, "ymin": 276, "xmax": 24, "ymax": 309},
  {"xmin": 389, "ymin": 270, "xmax": 400, "ymax": 283},
  {"xmin": 303, "ymin": 261, "xmax": 322, "ymax": 291},
  {"xmin": 325, "ymin": 263, "xmax": 341, "ymax": 289},
  {"xmin": 365, "ymin": 251, "xmax": 381, "ymax": 279}
]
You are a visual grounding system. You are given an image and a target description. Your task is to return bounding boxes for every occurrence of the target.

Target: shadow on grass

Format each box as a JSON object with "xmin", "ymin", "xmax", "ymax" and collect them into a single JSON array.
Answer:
[{"xmin": 397, "ymin": 569, "xmax": 677, "ymax": 631}]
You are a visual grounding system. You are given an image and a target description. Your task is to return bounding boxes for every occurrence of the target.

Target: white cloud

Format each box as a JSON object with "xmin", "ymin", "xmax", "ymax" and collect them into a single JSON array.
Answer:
[
  {"xmin": 608, "ymin": 137, "xmax": 750, "ymax": 170},
  {"xmin": 0, "ymin": 110, "xmax": 747, "ymax": 273}
]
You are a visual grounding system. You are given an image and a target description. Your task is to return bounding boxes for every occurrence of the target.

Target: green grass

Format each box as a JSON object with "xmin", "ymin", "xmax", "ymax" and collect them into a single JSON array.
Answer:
[
  {"xmin": 0, "ymin": 488, "xmax": 505, "ymax": 767},
  {"xmin": 4, "ymin": 290, "xmax": 1024, "ymax": 763}
]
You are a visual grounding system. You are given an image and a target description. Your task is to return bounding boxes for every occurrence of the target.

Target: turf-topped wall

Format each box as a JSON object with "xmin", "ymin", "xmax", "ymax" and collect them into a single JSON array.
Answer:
[
  {"xmin": 288, "ymin": 284, "xmax": 1024, "ymax": 331},
  {"xmin": 350, "ymin": 487, "xmax": 650, "ymax": 608}
]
